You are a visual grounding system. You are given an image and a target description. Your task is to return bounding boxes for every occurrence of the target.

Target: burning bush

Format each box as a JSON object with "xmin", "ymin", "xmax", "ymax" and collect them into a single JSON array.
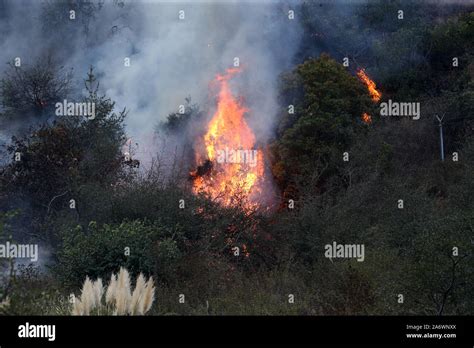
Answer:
[{"xmin": 190, "ymin": 68, "xmax": 266, "ymax": 209}]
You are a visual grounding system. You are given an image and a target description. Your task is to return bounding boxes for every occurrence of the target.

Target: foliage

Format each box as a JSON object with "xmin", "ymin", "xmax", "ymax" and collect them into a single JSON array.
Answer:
[
  {"xmin": 0, "ymin": 68, "xmax": 128, "ymax": 245},
  {"xmin": 2, "ymin": 265, "xmax": 70, "ymax": 315},
  {"xmin": 55, "ymin": 220, "xmax": 168, "ymax": 288},
  {"xmin": 0, "ymin": 56, "xmax": 72, "ymax": 120},
  {"xmin": 271, "ymin": 54, "xmax": 373, "ymax": 196},
  {"xmin": 71, "ymin": 267, "xmax": 155, "ymax": 316},
  {"xmin": 1, "ymin": 2, "xmax": 474, "ymax": 316}
]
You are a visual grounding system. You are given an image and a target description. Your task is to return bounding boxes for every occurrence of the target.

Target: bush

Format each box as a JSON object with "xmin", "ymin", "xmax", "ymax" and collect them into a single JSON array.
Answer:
[
  {"xmin": 2, "ymin": 265, "xmax": 69, "ymax": 315},
  {"xmin": 54, "ymin": 220, "xmax": 178, "ymax": 288}
]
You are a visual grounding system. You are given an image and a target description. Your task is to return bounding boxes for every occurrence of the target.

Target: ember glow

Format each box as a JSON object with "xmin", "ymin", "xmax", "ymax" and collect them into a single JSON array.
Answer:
[
  {"xmin": 191, "ymin": 68, "xmax": 264, "ymax": 207},
  {"xmin": 357, "ymin": 68, "xmax": 382, "ymax": 103},
  {"xmin": 361, "ymin": 112, "xmax": 372, "ymax": 124}
]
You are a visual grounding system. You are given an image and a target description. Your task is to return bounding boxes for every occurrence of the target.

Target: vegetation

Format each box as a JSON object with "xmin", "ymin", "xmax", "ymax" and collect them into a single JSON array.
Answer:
[
  {"xmin": 0, "ymin": 2, "xmax": 473, "ymax": 315},
  {"xmin": 71, "ymin": 267, "xmax": 155, "ymax": 316}
]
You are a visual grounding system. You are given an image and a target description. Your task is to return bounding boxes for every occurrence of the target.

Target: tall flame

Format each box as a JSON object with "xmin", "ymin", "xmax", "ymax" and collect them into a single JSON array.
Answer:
[
  {"xmin": 191, "ymin": 68, "xmax": 264, "ymax": 207},
  {"xmin": 357, "ymin": 68, "xmax": 381, "ymax": 103}
]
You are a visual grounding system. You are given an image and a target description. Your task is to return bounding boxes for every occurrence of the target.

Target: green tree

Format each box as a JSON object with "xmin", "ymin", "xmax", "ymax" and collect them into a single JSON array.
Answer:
[
  {"xmin": 1, "ymin": 67, "xmax": 127, "ymax": 244},
  {"xmin": 271, "ymin": 54, "xmax": 373, "ymax": 197}
]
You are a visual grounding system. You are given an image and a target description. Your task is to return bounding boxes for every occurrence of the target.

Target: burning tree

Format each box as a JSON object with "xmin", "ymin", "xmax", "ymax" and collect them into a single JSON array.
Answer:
[
  {"xmin": 190, "ymin": 68, "xmax": 265, "ymax": 208},
  {"xmin": 357, "ymin": 68, "xmax": 382, "ymax": 103},
  {"xmin": 356, "ymin": 68, "xmax": 382, "ymax": 124}
]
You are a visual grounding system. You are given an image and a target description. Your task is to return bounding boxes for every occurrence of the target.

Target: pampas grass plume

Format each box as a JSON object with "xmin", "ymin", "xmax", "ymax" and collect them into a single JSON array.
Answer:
[{"xmin": 72, "ymin": 268, "xmax": 155, "ymax": 316}]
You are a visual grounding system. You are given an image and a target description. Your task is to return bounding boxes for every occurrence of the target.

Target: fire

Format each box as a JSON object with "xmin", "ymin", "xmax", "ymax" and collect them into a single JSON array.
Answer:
[
  {"xmin": 191, "ymin": 68, "xmax": 264, "ymax": 207},
  {"xmin": 357, "ymin": 68, "xmax": 381, "ymax": 103},
  {"xmin": 361, "ymin": 112, "xmax": 372, "ymax": 124}
]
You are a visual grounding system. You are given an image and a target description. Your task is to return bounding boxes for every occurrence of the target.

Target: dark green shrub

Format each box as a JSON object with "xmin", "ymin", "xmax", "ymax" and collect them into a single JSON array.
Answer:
[{"xmin": 54, "ymin": 220, "xmax": 179, "ymax": 288}]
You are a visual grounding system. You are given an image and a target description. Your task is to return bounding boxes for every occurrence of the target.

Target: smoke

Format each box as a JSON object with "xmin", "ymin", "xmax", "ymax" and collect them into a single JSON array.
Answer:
[
  {"xmin": 0, "ymin": 0, "xmax": 302, "ymax": 166},
  {"xmin": 91, "ymin": 1, "xmax": 303, "ymax": 166}
]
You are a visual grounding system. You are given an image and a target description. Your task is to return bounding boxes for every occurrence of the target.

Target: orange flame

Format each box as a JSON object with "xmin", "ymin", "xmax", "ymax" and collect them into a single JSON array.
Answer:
[
  {"xmin": 192, "ymin": 68, "xmax": 264, "ymax": 207},
  {"xmin": 361, "ymin": 112, "xmax": 372, "ymax": 124},
  {"xmin": 357, "ymin": 69, "xmax": 381, "ymax": 103}
]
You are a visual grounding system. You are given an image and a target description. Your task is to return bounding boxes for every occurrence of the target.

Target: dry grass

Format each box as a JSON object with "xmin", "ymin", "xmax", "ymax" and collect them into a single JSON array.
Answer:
[
  {"xmin": 71, "ymin": 267, "xmax": 155, "ymax": 316},
  {"xmin": 0, "ymin": 296, "xmax": 10, "ymax": 311}
]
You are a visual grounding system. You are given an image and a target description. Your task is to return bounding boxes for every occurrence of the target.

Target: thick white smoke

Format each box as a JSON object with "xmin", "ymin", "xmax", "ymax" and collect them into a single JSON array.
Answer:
[
  {"xmin": 91, "ymin": 1, "xmax": 302, "ymax": 160},
  {"xmin": 0, "ymin": 0, "xmax": 302, "ymax": 164}
]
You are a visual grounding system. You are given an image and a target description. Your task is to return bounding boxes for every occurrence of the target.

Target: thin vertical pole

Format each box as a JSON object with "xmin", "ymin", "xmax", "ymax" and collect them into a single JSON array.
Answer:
[
  {"xmin": 436, "ymin": 115, "xmax": 445, "ymax": 161},
  {"xmin": 439, "ymin": 122, "xmax": 445, "ymax": 161}
]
